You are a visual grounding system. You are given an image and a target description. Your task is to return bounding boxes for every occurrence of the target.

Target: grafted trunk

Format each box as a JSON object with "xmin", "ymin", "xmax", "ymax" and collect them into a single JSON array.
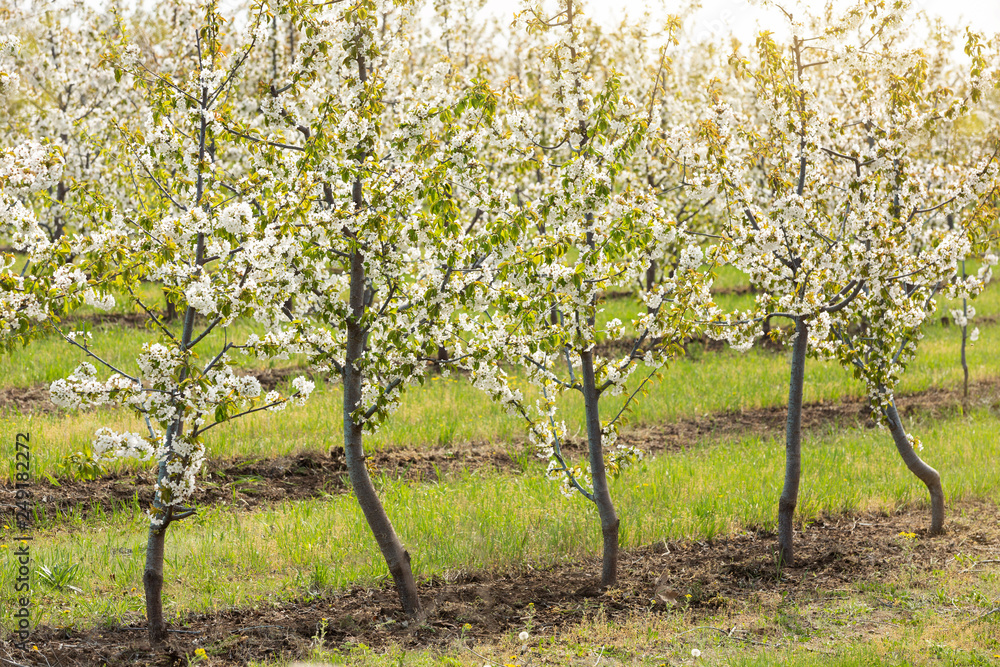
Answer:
[
  {"xmin": 580, "ymin": 347, "xmax": 619, "ymax": 587},
  {"xmin": 885, "ymin": 402, "xmax": 944, "ymax": 535},
  {"xmin": 143, "ymin": 527, "xmax": 167, "ymax": 642},
  {"xmin": 338, "ymin": 46, "xmax": 420, "ymax": 615},
  {"xmin": 145, "ymin": 249, "xmax": 201, "ymax": 642},
  {"xmin": 778, "ymin": 317, "xmax": 807, "ymax": 567}
]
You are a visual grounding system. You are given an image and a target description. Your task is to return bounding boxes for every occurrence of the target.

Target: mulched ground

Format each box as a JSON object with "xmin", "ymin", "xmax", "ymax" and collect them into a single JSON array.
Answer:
[
  {"xmin": 3, "ymin": 377, "xmax": 998, "ymax": 526},
  {"xmin": 2, "ymin": 501, "xmax": 997, "ymax": 666}
]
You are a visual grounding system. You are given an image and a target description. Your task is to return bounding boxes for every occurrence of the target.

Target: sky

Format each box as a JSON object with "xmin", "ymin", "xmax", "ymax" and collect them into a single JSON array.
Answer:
[{"xmin": 475, "ymin": 0, "xmax": 1000, "ymax": 43}]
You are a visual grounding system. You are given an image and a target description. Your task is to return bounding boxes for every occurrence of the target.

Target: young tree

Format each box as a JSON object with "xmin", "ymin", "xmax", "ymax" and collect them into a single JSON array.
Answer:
[
  {"xmin": 689, "ymin": 0, "xmax": 998, "ymax": 563},
  {"xmin": 0, "ymin": 1, "xmax": 135, "ymax": 242},
  {"xmin": 461, "ymin": 0, "xmax": 712, "ymax": 587},
  {"xmin": 47, "ymin": 0, "xmax": 314, "ymax": 642},
  {"xmin": 0, "ymin": 140, "xmax": 69, "ymax": 339},
  {"xmin": 237, "ymin": 0, "xmax": 507, "ymax": 614}
]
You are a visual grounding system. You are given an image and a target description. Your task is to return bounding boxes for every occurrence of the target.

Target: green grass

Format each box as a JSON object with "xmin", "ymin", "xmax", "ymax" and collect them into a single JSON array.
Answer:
[
  {"xmin": 4, "ymin": 297, "xmax": 999, "ymax": 485},
  {"xmin": 266, "ymin": 624, "xmax": 1000, "ymax": 667},
  {"xmin": 2, "ymin": 408, "xmax": 998, "ymax": 630},
  {"xmin": 0, "ymin": 315, "xmax": 308, "ymax": 389},
  {"xmin": 9, "ymin": 256, "xmax": 990, "ymax": 391}
]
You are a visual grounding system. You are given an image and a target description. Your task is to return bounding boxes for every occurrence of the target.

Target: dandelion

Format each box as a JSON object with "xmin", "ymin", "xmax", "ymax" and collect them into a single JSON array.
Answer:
[
  {"xmin": 518, "ymin": 630, "xmax": 529, "ymax": 641},
  {"xmin": 691, "ymin": 648, "xmax": 701, "ymax": 658}
]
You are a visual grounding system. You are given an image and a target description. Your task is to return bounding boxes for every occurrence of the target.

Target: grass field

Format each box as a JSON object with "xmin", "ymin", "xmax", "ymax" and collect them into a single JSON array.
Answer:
[{"xmin": 0, "ymin": 271, "xmax": 998, "ymax": 666}]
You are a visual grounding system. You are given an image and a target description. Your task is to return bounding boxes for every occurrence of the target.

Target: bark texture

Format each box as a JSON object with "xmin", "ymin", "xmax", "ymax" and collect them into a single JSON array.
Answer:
[
  {"xmin": 778, "ymin": 317, "xmax": 808, "ymax": 567},
  {"xmin": 342, "ymin": 143, "xmax": 421, "ymax": 612},
  {"xmin": 885, "ymin": 402, "xmax": 945, "ymax": 534},
  {"xmin": 142, "ymin": 511, "xmax": 168, "ymax": 643},
  {"xmin": 580, "ymin": 347, "xmax": 619, "ymax": 587}
]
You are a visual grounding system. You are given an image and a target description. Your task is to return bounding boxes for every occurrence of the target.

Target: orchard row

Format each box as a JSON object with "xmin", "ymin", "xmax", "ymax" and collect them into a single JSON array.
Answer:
[{"xmin": 1, "ymin": 0, "xmax": 998, "ymax": 645}]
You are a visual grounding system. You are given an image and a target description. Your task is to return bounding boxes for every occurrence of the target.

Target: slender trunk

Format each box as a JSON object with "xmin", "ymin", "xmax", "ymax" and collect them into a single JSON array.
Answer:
[
  {"xmin": 581, "ymin": 348, "xmax": 619, "ymax": 586},
  {"xmin": 344, "ymin": 245, "xmax": 421, "ymax": 615},
  {"xmin": 884, "ymin": 402, "xmax": 944, "ymax": 534},
  {"xmin": 144, "ymin": 72, "xmax": 209, "ymax": 641},
  {"xmin": 54, "ymin": 180, "xmax": 67, "ymax": 241},
  {"xmin": 163, "ymin": 289, "xmax": 177, "ymax": 322},
  {"xmin": 143, "ymin": 460, "xmax": 169, "ymax": 643},
  {"xmin": 342, "ymin": 42, "xmax": 420, "ymax": 611},
  {"xmin": 961, "ymin": 310, "xmax": 968, "ymax": 399},
  {"xmin": 778, "ymin": 317, "xmax": 807, "ymax": 567}
]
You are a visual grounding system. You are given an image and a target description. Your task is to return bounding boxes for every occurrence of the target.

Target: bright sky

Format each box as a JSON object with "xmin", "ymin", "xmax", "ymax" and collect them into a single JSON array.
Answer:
[{"xmin": 476, "ymin": 0, "xmax": 1000, "ymax": 42}]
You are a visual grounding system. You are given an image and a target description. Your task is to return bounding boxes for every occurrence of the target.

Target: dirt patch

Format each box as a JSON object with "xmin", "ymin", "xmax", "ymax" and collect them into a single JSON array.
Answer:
[
  {"xmin": 594, "ymin": 334, "xmax": 733, "ymax": 358},
  {"xmin": 558, "ymin": 376, "xmax": 1000, "ymax": 458},
  {"xmin": 3, "ymin": 378, "xmax": 998, "ymax": 525},
  {"xmin": 64, "ymin": 312, "xmax": 150, "ymax": 328},
  {"xmin": 0, "ymin": 368, "xmax": 313, "ymax": 414},
  {"xmin": 0, "ymin": 384, "xmax": 60, "ymax": 414},
  {"xmin": 0, "ymin": 445, "xmax": 520, "ymax": 525},
  {"xmin": 3, "ymin": 501, "xmax": 997, "ymax": 666}
]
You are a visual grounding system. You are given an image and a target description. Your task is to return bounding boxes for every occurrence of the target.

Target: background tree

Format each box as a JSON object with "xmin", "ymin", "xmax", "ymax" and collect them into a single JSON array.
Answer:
[{"xmin": 689, "ymin": 0, "xmax": 998, "ymax": 564}]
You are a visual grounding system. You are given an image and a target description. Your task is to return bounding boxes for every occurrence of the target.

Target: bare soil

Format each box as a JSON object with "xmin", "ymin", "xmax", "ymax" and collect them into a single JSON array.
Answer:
[
  {"xmin": 2, "ymin": 501, "xmax": 997, "ymax": 666},
  {"xmin": 0, "ymin": 367, "xmax": 309, "ymax": 414},
  {"xmin": 550, "ymin": 375, "xmax": 1000, "ymax": 457},
  {"xmin": 3, "ymin": 377, "xmax": 998, "ymax": 526},
  {"xmin": 0, "ymin": 445, "xmax": 518, "ymax": 525}
]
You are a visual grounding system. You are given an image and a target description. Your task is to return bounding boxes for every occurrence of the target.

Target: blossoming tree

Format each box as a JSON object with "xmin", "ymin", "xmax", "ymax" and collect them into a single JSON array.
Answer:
[
  {"xmin": 235, "ymin": 0, "xmax": 508, "ymax": 614},
  {"xmin": 47, "ymin": 0, "xmax": 315, "ymax": 641},
  {"xmin": 689, "ymin": 0, "xmax": 998, "ymax": 562},
  {"xmin": 462, "ymin": 0, "xmax": 712, "ymax": 587}
]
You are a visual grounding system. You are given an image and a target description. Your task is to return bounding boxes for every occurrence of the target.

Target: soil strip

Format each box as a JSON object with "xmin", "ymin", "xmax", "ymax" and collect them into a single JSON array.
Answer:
[
  {"xmin": 2, "ymin": 377, "xmax": 998, "ymax": 525},
  {"xmin": 2, "ymin": 501, "xmax": 997, "ymax": 666}
]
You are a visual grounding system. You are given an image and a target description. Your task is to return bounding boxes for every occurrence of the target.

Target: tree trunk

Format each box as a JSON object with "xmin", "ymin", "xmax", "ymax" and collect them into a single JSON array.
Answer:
[
  {"xmin": 645, "ymin": 260, "xmax": 657, "ymax": 314},
  {"xmin": 337, "ymin": 46, "xmax": 420, "ymax": 615},
  {"xmin": 343, "ymin": 222, "xmax": 420, "ymax": 614},
  {"xmin": 961, "ymin": 260, "xmax": 968, "ymax": 399},
  {"xmin": 163, "ymin": 289, "xmax": 177, "ymax": 322},
  {"xmin": 143, "ymin": 521, "xmax": 168, "ymax": 642},
  {"xmin": 778, "ymin": 317, "xmax": 807, "ymax": 567},
  {"xmin": 580, "ymin": 347, "xmax": 619, "ymax": 587},
  {"xmin": 884, "ymin": 402, "xmax": 944, "ymax": 535},
  {"xmin": 143, "ymin": 455, "xmax": 170, "ymax": 644}
]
